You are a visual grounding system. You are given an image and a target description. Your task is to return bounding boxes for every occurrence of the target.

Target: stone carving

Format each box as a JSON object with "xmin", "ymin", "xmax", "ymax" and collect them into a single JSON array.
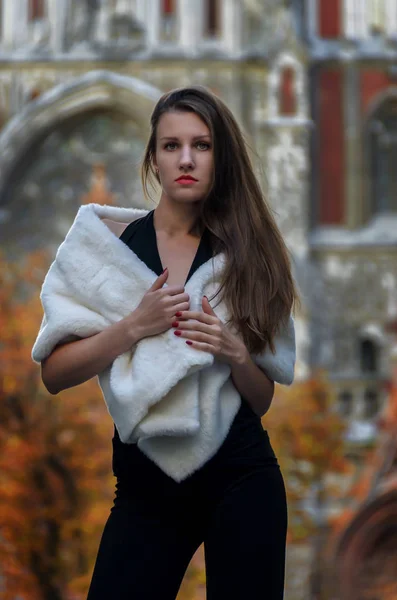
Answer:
[
  {"xmin": 67, "ymin": 0, "xmax": 145, "ymax": 53},
  {"xmin": 68, "ymin": 0, "xmax": 101, "ymax": 48},
  {"xmin": 243, "ymin": 0, "xmax": 296, "ymax": 52},
  {"xmin": 266, "ymin": 129, "xmax": 308, "ymax": 254},
  {"xmin": 310, "ymin": 253, "xmax": 396, "ymax": 377}
]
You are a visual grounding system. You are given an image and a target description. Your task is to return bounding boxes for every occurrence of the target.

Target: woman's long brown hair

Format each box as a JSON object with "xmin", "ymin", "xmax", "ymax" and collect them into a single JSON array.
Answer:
[{"xmin": 142, "ymin": 86, "xmax": 299, "ymax": 355}]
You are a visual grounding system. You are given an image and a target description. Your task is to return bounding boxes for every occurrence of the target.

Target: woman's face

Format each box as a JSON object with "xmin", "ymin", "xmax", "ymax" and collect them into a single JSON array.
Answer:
[{"xmin": 154, "ymin": 110, "xmax": 214, "ymax": 205}]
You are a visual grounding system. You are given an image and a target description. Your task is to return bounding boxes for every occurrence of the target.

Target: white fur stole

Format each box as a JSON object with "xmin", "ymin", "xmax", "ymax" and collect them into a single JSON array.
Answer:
[{"xmin": 32, "ymin": 203, "xmax": 295, "ymax": 481}]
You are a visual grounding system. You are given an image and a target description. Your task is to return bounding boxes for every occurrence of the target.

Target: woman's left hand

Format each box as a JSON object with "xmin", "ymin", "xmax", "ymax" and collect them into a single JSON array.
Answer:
[{"xmin": 172, "ymin": 296, "xmax": 249, "ymax": 366}]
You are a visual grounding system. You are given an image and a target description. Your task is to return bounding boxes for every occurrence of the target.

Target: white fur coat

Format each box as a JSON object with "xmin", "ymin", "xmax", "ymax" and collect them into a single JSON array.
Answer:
[{"xmin": 32, "ymin": 203, "xmax": 296, "ymax": 482}]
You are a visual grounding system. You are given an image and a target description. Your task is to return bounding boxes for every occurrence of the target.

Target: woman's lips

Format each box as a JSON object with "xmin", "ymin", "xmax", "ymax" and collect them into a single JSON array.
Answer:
[{"xmin": 175, "ymin": 176, "xmax": 198, "ymax": 185}]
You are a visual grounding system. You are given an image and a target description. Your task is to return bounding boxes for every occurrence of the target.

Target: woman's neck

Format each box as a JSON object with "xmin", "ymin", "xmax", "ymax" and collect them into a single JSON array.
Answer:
[{"xmin": 153, "ymin": 197, "xmax": 202, "ymax": 238}]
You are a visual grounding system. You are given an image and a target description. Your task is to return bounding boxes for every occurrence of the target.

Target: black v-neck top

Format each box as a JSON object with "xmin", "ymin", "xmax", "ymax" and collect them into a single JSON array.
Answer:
[
  {"xmin": 113, "ymin": 210, "xmax": 276, "ymax": 482},
  {"xmin": 119, "ymin": 209, "xmax": 214, "ymax": 286}
]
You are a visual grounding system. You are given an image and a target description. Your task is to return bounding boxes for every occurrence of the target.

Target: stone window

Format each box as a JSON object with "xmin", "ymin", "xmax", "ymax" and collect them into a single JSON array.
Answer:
[
  {"xmin": 359, "ymin": 339, "xmax": 379, "ymax": 374},
  {"xmin": 368, "ymin": 97, "xmax": 397, "ymax": 215},
  {"xmin": 204, "ymin": 0, "xmax": 220, "ymax": 38},
  {"xmin": 29, "ymin": 0, "xmax": 45, "ymax": 21},
  {"xmin": 268, "ymin": 54, "xmax": 306, "ymax": 121},
  {"xmin": 363, "ymin": 389, "xmax": 379, "ymax": 418},
  {"xmin": 279, "ymin": 67, "xmax": 297, "ymax": 116},
  {"xmin": 339, "ymin": 390, "xmax": 353, "ymax": 416},
  {"xmin": 161, "ymin": 0, "xmax": 177, "ymax": 41}
]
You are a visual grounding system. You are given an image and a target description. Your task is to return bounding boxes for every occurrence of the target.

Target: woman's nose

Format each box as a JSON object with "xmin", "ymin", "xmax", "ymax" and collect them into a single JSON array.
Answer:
[{"xmin": 179, "ymin": 145, "xmax": 194, "ymax": 169}]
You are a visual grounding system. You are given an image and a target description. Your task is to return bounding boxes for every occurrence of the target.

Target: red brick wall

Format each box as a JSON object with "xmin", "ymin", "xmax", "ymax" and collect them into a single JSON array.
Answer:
[
  {"xmin": 318, "ymin": 69, "xmax": 345, "ymax": 225},
  {"xmin": 318, "ymin": 0, "xmax": 341, "ymax": 38}
]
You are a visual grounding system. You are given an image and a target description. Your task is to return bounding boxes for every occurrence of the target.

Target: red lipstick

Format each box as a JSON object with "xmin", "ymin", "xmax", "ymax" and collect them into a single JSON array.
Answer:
[{"xmin": 175, "ymin": 175, "xmax": 198, "ymax": 184}]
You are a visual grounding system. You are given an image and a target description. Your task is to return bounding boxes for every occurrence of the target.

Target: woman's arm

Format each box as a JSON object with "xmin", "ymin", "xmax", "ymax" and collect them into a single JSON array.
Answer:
[
  {"xmin": 40, "ymin": 266, "xmax": 190, "ymax": 395},
  {"xmin": 41, "ymin": 312, "xmax": 144, "ymax": 395},
  {"xmin": 229, "ymin": 350, "xmax": 275, "ymax": 417},
  {"xmin": 41, "ymin": 218, "xmax": 142, "ymax": 394}
]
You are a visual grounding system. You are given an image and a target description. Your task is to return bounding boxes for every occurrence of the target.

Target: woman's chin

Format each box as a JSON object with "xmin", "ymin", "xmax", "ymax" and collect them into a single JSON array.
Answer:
[{"xmin": 166, "ymin": 190, "xmax": 206, "ymax": 205}]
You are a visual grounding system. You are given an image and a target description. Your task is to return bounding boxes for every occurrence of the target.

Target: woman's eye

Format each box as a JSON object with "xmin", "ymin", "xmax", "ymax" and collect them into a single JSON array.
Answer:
[{"xmin": 164, "ymin": 141, "xmax": 210, "ymax": 151}]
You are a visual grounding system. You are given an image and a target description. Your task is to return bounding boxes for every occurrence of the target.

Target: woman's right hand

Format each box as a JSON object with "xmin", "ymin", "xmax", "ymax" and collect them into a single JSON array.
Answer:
[{"xmin": 130, "ymin": 268, "xmax": 190, "ymax": 339}]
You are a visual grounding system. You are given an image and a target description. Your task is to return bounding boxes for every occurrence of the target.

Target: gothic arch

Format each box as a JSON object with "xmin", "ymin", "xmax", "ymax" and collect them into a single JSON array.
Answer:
[{"xmin": 0, "ymin": 70, "xmax": 162, "ymax": 201}]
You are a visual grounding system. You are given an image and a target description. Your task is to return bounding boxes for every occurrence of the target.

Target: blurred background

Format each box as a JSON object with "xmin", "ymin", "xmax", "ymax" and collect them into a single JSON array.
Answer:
[{"xmin": 0, "ymin": 1, "xmax": 396, "ymax": 599}]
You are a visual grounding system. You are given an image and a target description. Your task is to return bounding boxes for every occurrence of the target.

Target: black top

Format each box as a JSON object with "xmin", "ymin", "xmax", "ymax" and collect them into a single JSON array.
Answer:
[
  {"xmin": 113, "ymin": 210, "xmax": 275, "ymax": 481},
  {"xmin": 119, "ymin": 209, "xmax": 214, "ymax": 287}
]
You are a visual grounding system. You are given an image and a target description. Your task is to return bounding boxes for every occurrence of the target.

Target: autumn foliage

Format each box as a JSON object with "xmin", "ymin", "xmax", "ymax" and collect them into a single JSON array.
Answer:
[
  {"xmin": 0, "ymin": 249, "xmax": 207, "ymax": 600},
  {"xmin": 264, "ymin": 373, "xmax": 353, "ymax": 542},
  {"xmin": 0, "ymin": 251, "xmax": 114, "ymax": 600},
  {"xmin": 0, "ymin": 249, "xmax": 354, "ymax": 599}
]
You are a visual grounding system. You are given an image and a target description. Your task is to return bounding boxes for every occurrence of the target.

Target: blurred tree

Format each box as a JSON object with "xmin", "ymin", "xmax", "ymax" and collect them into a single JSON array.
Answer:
[
  {"xmin": 0, "ymin": 251, "xmax": 114, "ymax": 600},
  {"xmin": 264, "ymin": 372, "xmax": 353, "ymax": 599},
  {"xmin": 0, "ymin": 250, "xmax": 354, "ymax": 599}
]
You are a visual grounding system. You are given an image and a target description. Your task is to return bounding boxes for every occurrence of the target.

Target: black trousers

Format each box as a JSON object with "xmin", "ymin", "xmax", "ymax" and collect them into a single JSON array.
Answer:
[{"xmin": 87, "ymin": 403, "xmax": 288, "ymax": 600}]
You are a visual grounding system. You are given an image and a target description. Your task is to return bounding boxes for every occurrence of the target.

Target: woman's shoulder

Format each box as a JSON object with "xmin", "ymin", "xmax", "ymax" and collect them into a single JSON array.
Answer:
[{"xmin": 101, "ymin": 218, "xmax": 130, "ymax": 238}]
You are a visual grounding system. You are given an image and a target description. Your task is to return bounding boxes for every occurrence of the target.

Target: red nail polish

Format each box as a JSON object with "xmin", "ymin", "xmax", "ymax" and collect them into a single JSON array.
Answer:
[
  {"xmin": 172, "ymin": 321, "xmax": 179, "ymax": 328},
  {"xmin": 162, "ymin": 267, "xmax": 168, "ymax": 274},
  {"xmin": 174, "ymin": 330, "xmax": 182, "ymax": 336},
  {"xmin": 175, "ymin": 312, "xmax": 182, "ymax": 317},
  {"xmin": 186, "ymin": 340, "xmax": 193, "ymax": 345}
]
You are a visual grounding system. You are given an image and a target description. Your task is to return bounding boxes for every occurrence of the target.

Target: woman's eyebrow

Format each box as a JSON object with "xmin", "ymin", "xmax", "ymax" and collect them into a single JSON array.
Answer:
[{"xmin": 159, "ymin": 135, "xmax": 211, "ymax": 141}]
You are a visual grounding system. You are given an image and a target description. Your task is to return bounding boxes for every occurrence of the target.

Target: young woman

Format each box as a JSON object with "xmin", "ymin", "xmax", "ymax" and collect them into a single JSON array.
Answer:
[{"xmin": 37, "ymin": 87, "xmax": 298, "ymax": 599}]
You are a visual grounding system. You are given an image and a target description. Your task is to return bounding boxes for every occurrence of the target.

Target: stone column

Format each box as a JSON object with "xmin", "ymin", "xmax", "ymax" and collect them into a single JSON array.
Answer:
[
  {"xmin": 3, "ymin": 0, "xmax": 29, "ymax": 49},
  {"xmin": 18, "ymin": 0, "xmax": 29, "ymax": 47},
  {"xmin": 146, "ymin": 0, "xmax": 161, "ymax": 49},
  {"xmin": 95, "ymin": 0, "xmax": 111, "ymax": 43},
  {"xmin": 135, "ymin": 0, "xmax": 146, "ymax": 23},
  {"xmin": 306, "ymin": 0, "xmax": 318, "ymax": 39},
  {"xmin": 178, "ymin": 0, "xmax": 201, "ymax": 52},
  {"xmin": 344, "ymin": 0, "xmax": 368, "ymax": 39},
  {"xmin": 343, "ymin": 62, "xmax": 363, "ymax": 227},
  {"xmin": 385, "ymin": 0, "xmax": 397, "ymax": 38},
  {"xmin": 358, "ymin": 1, "xmax": 369, "ymax": 38},
  {"xmin": 222, "ymin": 0, "xmax": 243, "ymax": 55},
  {"xmin": 1, "ymin": 0, "xmax": 17, "ymax": 48},
  {"xmin": 47, "ymin": 0, "xmax": 68, "ymax": 53}
]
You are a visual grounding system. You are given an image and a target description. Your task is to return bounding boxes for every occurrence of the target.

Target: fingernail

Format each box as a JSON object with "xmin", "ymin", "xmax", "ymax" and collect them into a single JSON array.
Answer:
[
  {"xmin": 172, "ymin": 321, "xmax": 179, "ymax": 328},
  {"xmin": 175, "ymin": 312, "xmax": 182, "ymax": 317},
  {"xmin": 174, "ymin": 330, "xmax": 182, "ymax": 336},
  {"xmin": 162, "ymin": 267, "xmax": 168, "ymax": 274},
  {"xmin": 186, "ymin": 340, "xmax": 193, "ymax": 346}
]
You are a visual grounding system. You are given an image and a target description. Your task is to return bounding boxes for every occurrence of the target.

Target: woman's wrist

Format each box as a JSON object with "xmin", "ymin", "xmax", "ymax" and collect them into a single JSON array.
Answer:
[
  {"xmin": 229, "ymin": 343, "xmax": 250, "ymax": 367},
  {"xmin": 122, "ymin": 310, "xmax": 147, "ymax": 347}
]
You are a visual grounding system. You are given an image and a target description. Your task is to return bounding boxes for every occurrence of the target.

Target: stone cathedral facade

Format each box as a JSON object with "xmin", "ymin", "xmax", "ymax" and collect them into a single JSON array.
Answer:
[{"xmin": 0, "ymin": 0, "xmax": 396, "ymax": 454}]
